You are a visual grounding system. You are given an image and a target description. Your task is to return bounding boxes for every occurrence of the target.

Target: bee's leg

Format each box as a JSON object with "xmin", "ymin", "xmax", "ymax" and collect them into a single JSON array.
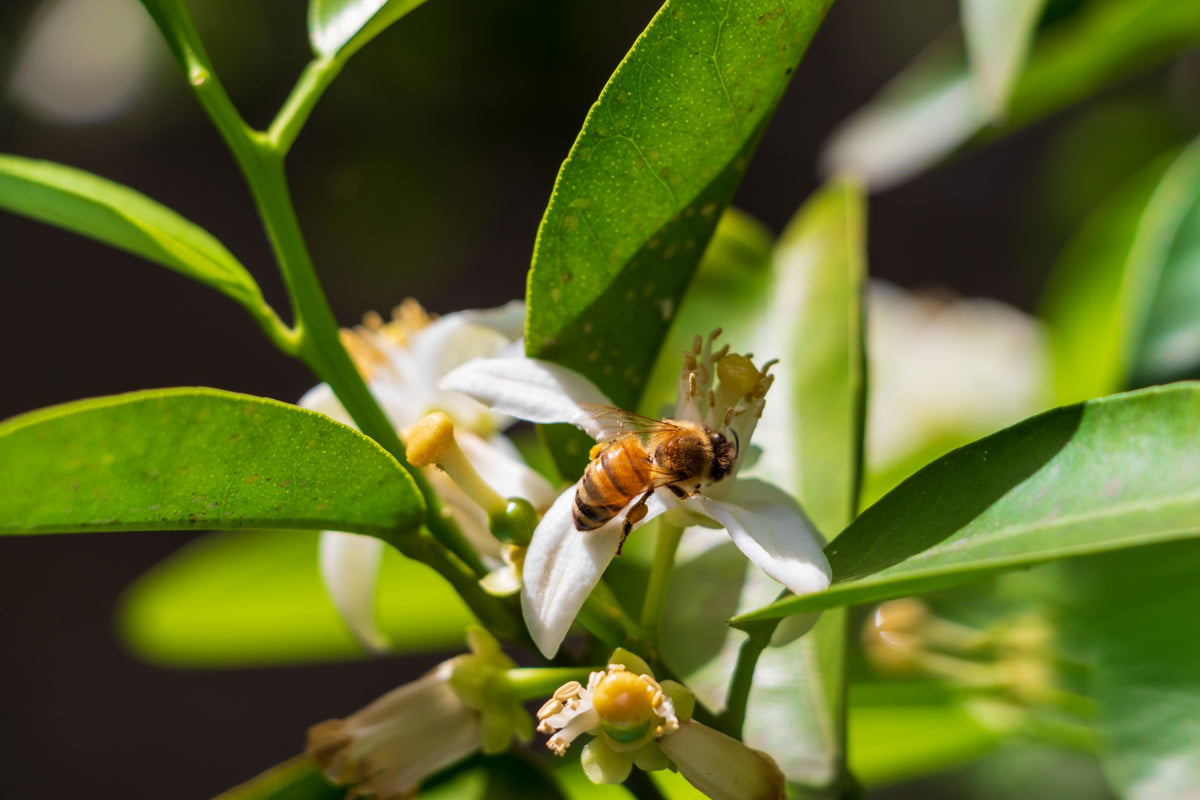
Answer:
[
  {"xmin": 667, "ymin": 484, "xmax": 688, "ymax": 499},
  {"xmin": 618, "ymin": 489, "xmax": 654, "ymax": 556}
]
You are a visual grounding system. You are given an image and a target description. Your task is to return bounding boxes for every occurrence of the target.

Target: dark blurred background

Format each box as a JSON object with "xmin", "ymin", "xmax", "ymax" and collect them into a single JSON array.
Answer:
[{"xmin": 0, "ymin": 0, "xmax": 1191, "ymax": 796}]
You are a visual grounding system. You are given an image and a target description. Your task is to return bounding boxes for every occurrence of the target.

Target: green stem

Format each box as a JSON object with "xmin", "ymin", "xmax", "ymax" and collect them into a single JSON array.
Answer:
[
  {"xmin": 1020, "ymin": 710, "xmax": 1100, "ymax": 752},
  {"xmin": 720, "ymin": 623, "xmax": 772, "ymax": 739},
  {"xmin": 268, "ymin": 56, "xmax": 343, "ymax": 154},
  {"xmin": 580, "ymin": 579, "xmax": 646, "ymax": 650},
  {"xmin": 505, "ymin": 667, "xmax": 597, "ymax": 700},
  {"xmin": 141, "ymin": 0, "xmax": 487, "ymax": 578},
  {"xmin": 392, "ymin": 528, "xmax": 525, "ymax": 644},
  {"xmin": 639, "ymin": 522, "xmax": 683, "ymax": 648}
]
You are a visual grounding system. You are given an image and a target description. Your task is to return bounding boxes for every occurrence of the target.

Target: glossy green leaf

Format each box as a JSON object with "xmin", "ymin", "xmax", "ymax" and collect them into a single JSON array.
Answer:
[
  {"xmin": 1130, "ymin": 159, "xmax": 1200, "ymax": 387},
  {"xmin": 0, "ymin": 155, "xmax": 269, "ymax": 321},
  {"xmin": 740, "ymin": 178, "xmax": 865, "ymax": 788},
  {"xmin": 961, "ymin": 0, "xmax": 1047, "ymax": 119},
  {"xmin": 120, "ymin": 530, "xmax": 473, "ymax": 667},
  {"xmin": 1070, "ymin": 540, "xmax": 1200, "ymax": 799},
  {"xmin": 1044, "ymin": 140, "xmax": 1200, "ymax": 404},
  {"xmin": 0, "ymin": 388, "xmax": 423, "ymax": 537},
  {"xmin": 214, "ymin": 756, "xmax": 342, "ymax": 800},
  {"xmin": 822, "ymin": 0, "xmax": 1200, "ymax": 191},
  {"xmin": 639, "ymin": 207, "xmax": 775, "ymax": 416},
  {"xmin": 756, "ymin": 176, "xmax": 865, "ymax": 534},
  {"xmin": 526, "ymin": 0, "xmax": 834, "ymax": 411},
  {"xmin": 658, "ymin": 180, "xmax": 865, "ymax": 789},
  {"xmin": 847, "ymin": 684, "xmax": 1001, "ymax": 787},
  {"xmin": 734, "ymin": 383, "xmax": 1200, "ymax": 623},
  {"xmin": 308, "ymin": 0, "xmax": 428, "ymax": 61}
]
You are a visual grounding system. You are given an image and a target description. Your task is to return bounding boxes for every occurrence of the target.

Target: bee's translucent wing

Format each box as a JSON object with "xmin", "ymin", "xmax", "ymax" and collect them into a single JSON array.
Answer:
[{"xmin": 579, "ymin": 403, "xmax": 680, "ymax": 443}]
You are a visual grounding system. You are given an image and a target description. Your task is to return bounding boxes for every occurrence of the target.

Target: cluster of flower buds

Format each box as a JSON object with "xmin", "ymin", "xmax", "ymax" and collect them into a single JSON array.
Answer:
[{"xmin": 864, "ymin": 597, "xmax": 1061, "ymax": 709}]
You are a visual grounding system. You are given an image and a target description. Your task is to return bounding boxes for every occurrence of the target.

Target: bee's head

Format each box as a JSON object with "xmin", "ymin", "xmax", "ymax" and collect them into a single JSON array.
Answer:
[{"xmin": 707, "ymin": 430, "xmax": 738, "ymax": 483}]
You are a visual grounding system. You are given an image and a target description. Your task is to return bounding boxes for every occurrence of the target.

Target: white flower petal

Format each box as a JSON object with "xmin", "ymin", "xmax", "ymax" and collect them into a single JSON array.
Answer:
[
  {"xmin": 659, "ymin": 720, "xmax": 785, "ymax": 800},
  {"xmin": 459, "ymin": 430, "xmax": 557, "ymax": 511},
  {"xmin": 439, "ymin": 357, "xmax": 614, "ymax": 438},
  {"xmin": 427, "ymin": 469, "xmax": 504, "ymax": 560},
  {"xmin": 455, "ymin": 299, "xmax": 525, "ymax": 340},
  {"xmin": 697, "ymin": 479, "xmax": 831, "ymax": 598},
  {"xmin": 521, "ymin": 487, "xmax": 621, "ymax": 657},
  {"xmin": 314, "ymin": 663, "xmax": 483, "ymax": 797},
  {"xmin": 409, "ymin": 315, "xmax": 515, "ymax": 430},
  {"xmin": 298, "ymin": 383, "xmax": 354, "ymax": 426},
  {"xmin": 319, "ymin": 531, "xmax": 391, "ymax": 652}
]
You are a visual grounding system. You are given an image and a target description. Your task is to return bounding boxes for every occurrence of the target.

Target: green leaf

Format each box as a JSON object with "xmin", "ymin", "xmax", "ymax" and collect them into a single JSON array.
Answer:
[
  {"xmin": 734, "ymin": 382, "xmax": 1200, "ymax": 623},
  {"xmin": 758, "ymin": 176, "xmax": 866, "ymax": 534},
  {"xmin": 1069, "ymin": 540, "xmax": 1200, "ymax": 799},
  {"xmin": 823, "ymin": 0, "xmax": 1200, "ymax": 190},
  {"xmin": 1130, "ymin": 158, "xmax": 1200, "ymax": 387},
  {"xmin": 847, "ymin": 684, "xmax": 1001, "ymax": 787},
  {"xmin": 741, "ymin": 177, "xmax": 865, "ymax": 788},
  {"xmin": 0, "ymin": 155, "xmax": 272, "ymax": 324},
  {"xmin": 526, "ymin": 0, "xmax": 834, "ymax": 411},
  {"xmin": 119, "ymin": 530, "xmax": 473, "ymax": 667},
  {"xmin": 1041, "ymin": 153, "xmax": 1176, "ymax": 404},
  {"xmin": 214, "ymin": 756, "xmax": 342, "ymax": 800},
  {"xmin": 961, "ymin": 0, "xmax": 1047, "ymax": 119},
  {"xmin": 308, "ymin": 0, "xmax": 428, "ymax": 61},
  {"xmin": 1044, "ymin": 139, "xmax": 1200, "ymax": 403},
  {"xmin": 0, "ymin": 388, "xmax": 423, "ymax": 537},
  {"xmin": 746, "ymin": 610, "xmax": 847, "ymax": 789},
  {"xmin": 658, "ymin": 180, "xmax": 865, "ymax": 789},
  {"xmin": 639, "ymin": 207, "xmax": 775, "ymax": 416}
]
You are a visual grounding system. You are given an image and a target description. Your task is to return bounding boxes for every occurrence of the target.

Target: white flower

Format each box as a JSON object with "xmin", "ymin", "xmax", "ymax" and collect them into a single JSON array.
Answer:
[
  {"xmin": 865, "ymin": 281, "xmax": 1052, "ymax": 471},
  {"xmin": 535, "ymin": 649, "xmax": 784, "ymax": 800},
  {"xmin": 441, "ymin": 331, "xmax": 832, "ymax": 657},
  {"xmin": 307, "ymin": 628, "xmax": 530, "ymax": 799},
  {"xmin": 300, "ymin": 300, "xmax": 556, "ymax": 651}
]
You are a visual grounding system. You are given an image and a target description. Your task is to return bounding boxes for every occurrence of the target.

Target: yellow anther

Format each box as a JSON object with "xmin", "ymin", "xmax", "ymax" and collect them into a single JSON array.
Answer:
[
  {"xmin": 717, "ymin": 353, "xmax": 761, "ymax": 398},
  {"xmin": 553, "ymin": 681, "xmax": 583, "ymax": 702},
  {"xmin": 537, "ymin": 698, "xmax": 563, "ymax": 718},
  {"xmin": 361, "ymin": 309, "xmax": 385, "ymax": 330},
  {"xmin": 406, "ymin": 412, "xmax": 507, "ymax": 514},
  {"xmin": 406, "ymin": 412, "xmax": 456, "ymax": 468},
  {"xmin": 340, "ymin": 328, "xmax": 388, "ymax": 379}
]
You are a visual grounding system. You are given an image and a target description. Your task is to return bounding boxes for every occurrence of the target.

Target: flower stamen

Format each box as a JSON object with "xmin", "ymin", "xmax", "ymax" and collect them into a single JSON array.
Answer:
[{"xmin": 406, "ymin": 412, "xmax": 507, "ymax": 515}]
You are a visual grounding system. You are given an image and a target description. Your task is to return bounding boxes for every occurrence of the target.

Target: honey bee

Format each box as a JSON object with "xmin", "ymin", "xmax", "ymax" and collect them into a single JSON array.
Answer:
[{"xmin": 574, "ymin": 405, "xmax": 738, "ymax": 554}]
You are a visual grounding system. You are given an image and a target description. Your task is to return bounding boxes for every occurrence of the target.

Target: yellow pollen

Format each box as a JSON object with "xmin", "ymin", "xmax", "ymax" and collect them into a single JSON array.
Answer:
[
  {"xmin": 554, "ymin": 681, "xmax": 582, "ymax": 702},
  {"xmin": 383, "ymin": 298, "xmax": 434, "ymax": 344},
  {"xmin": 339, "ymin": 328, "xmax": 388, "ymax": 379},
  {"xmin": 592, "ymin": 669, "xmax": 658, "ymax": 727},
  {"xmin": 406, "ymin": 412, "xmax": 455, "ymax": 467},
  {"xmin": 717, "ymin": 353, "xmax": 761, "ymax": 397},
  {"xmin": 362, "ymin": 310, "xmax": 385, "ymax": 330}
]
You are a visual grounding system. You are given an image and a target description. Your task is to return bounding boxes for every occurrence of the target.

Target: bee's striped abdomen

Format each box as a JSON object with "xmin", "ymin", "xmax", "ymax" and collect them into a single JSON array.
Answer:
[{"xmin": 573, "ymin": 438, "xmax": 654, "ymax": 532}]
